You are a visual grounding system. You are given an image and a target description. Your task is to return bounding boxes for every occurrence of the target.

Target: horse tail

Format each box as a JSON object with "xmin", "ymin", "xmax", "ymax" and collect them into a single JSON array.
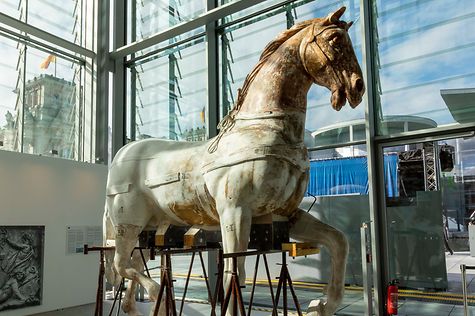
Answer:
[{"xmin": 103, "ymin": 206, "xmax": 121, "ymax": 286}]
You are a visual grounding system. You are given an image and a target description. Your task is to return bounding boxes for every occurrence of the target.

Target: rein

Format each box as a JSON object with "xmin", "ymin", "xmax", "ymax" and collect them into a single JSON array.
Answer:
[
  {"xmin": 300, "ymin": 25, "xmax": 345, "ymax": 89},
  {"xmin": 207, "ymin": 57, "xmax": 268, "ymax": 153}
]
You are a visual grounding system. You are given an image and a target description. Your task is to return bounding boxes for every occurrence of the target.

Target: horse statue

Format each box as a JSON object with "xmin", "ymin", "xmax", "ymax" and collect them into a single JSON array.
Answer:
[{"xmin": 103, "ymin": 6, "xmax": 364, "ymax": 316}]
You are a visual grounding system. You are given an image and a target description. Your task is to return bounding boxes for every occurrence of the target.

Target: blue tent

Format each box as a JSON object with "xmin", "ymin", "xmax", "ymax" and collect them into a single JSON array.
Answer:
[{"xmin": 307, "ymin": 154, "xmax": 398, "ymax": 197}]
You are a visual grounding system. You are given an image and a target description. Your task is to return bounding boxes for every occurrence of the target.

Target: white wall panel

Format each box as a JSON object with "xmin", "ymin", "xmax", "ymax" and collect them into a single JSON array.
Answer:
[{"xmin": 0, "ymin": 150, "xmax": 107, "ymax": 315}]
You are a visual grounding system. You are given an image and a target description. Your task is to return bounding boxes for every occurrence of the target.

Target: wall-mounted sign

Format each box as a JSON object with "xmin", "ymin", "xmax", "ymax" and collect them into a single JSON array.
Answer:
[{"xmin": 66, "ymin": 226, "xmax": 102, "ymax": 254}]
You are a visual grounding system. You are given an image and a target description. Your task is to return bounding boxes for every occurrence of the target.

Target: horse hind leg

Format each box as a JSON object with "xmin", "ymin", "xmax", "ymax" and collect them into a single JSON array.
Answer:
[{"xmin": 289, "ymin": 208, "xmax": 349, "ymax": 316}]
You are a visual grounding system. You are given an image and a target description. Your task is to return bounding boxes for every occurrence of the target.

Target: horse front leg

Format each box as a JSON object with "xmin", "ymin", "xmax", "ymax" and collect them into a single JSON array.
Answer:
[
  {"xmin": 218, "ymin": 205, "xmax": 252, "ymax": 316},
  {"xmin": 113, "ymin": 224, "xmax": 164, "ymax": 316},
  {"xmin": 289, "ymin": 209, "xmax": 349, "ymax": 316},
  {"xmin": 122, "ymin": 250, "xmax": 150, "ymax": 316}
]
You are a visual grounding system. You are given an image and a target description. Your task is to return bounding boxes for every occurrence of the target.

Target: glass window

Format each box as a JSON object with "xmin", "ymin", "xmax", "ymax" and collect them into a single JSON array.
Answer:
[
  {"xmin": 0, "ymin": 0, "xmax": 23, "ymax": 20},
  {"xmin": 298, "ymin": 146, "xmax": 371, "ymax": 314},
  {"xmin": 219, "ymin": 0, "xmax": 283, "ymax": 24},
  {"xmin": 219, "ymin": 0, "xmax": 365, "ymax": 147},
  {"xmin": 219, "ymin": 11, "xmax": 286, "ymax": 118},
  {"xmin": 22, "ymin": 48, "xmax": 83, "ymax": 159},
  {"xmin": 127, "ymin": 37, "xmax": 207, "ymax": 141},
  {"xmin": 374, "ymin": 0, "xmax": 475, "ymax": 136},
  {"xmin": 0, "ymin": 36, "xmax": 23, "ymax": 153},
  {"xmin": 27, "ymin": 1, "xmax": 79, "ymax": 44},
  {"xmin": 383, "ymin": 136, "xmax": 475, "ymax": 314},
  {"xmin": 127, "ymin": 0, "xmax": 206, "ymax": 44},
  {"xmin": 1, "ymin": 0, "xmax": 88, "ymax": 47}
]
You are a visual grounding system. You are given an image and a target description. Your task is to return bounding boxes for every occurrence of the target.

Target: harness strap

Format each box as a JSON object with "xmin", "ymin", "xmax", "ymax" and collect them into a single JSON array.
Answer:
[{"xmin": 202, "ymin": 144, "xmax": 309, "ymax": 174}]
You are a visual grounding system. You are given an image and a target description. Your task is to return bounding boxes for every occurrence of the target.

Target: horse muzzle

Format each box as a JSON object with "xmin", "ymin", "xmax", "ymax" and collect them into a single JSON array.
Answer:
[
  {"xmin": 347, "ymin": 75, "xmax": 365, "ymax": 108},
  {"xmin": 331, "ymin": 88, "xmax": 347, "ymax": 111}
]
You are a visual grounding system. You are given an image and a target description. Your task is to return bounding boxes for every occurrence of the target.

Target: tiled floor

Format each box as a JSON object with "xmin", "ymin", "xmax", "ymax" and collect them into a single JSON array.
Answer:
[
  {"xmin": 166, "ymin": 251, "xmax": 475, "ymax": 315},
  {"xmin": 31, "ymin": 251, "xmax": 475, "ymax": 315}
]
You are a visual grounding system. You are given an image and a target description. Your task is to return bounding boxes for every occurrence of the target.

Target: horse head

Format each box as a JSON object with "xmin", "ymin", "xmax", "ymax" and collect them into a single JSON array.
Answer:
[{"xmin": 300, "ymin": 6, "xmax": 365, "ymax": 111}]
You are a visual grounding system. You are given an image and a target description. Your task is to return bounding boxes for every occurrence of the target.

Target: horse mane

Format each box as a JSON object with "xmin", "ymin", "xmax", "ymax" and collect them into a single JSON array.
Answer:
[
  {"xmin": 208, "ymin": 18, "xmax": 321, "ymax": 153},
  {"xmin": 231, "ymin": 19, "xmax": 318, "ymax": 113},
  {"xmin": 259, "ymin": 19, "xmax": 317, "ymax": 61}
]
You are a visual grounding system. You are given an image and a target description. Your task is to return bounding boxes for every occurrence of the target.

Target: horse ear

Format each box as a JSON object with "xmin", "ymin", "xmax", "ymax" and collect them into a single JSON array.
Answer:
[
  {"xmin": 323, "ymin": 6, "xmax": 346, "ymax": 25},
  {"xmin": 347, "ymin": 21, "xmax": 354, "ymax": 29}
]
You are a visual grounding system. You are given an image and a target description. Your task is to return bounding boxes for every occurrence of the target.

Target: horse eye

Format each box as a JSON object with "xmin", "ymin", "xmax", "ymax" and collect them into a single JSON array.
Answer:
[{"xmin": 329, "ymin": 35, "xmax": 341, "ymax": 46}]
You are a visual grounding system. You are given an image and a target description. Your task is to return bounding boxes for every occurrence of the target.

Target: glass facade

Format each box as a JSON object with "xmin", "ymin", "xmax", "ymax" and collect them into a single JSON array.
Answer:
[
  {"xmin": 22, "ymin": 48, "xmax": 83, "ymax": 159},
  {"xmin": 0, "ymin": 0, "xmax": 95, "ymax": 161},
  {"xmin": 1, "ymin": 0, "xmax": 471, "ymax": 314},
  {"xmin": 127, "ymin": 0, "xmax": 206, "ymax": 56},
  {"xmin": 374, "ymin": 0, "xmax": 475, "ymax": 135},
  {"xmin": 219, "ymin": 0, "xmax": 364, "ymax": 147},
  {"xmin": 0, "ymin": 36, "xmax": 21, "ymax": 152},
  {"xmin": 382, "ymin": 136, "xmax": 475, "ymax": 314},
  {"xmin": 127, "ymin": 37, "xmax": 207, "ymax": 141},
  {"xmin": 112, "ymin": 0, "xmax": 475, "ymax": 314},
  {"xmin": 0, "ymin": 0, "xmax": 88, "ymax": 47}
]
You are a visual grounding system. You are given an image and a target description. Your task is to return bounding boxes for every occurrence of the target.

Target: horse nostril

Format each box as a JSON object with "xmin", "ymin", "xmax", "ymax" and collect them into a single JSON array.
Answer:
[{"xmin": 354, "ymin": 78, "xmax": 364, "ymax": 92}]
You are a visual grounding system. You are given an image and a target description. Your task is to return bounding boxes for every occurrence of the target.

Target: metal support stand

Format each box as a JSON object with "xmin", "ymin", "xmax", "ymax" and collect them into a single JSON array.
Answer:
[
  {"xmin": 179, "ymin": 250, "xmax": 213, "ymax": 316},
  {"xmin": 84, "ymin": 245, "xmax": 151, "ymax": 316},
  {"xmin": 153, "ymin": 253, "xmax": 177, "ymax": 316},
  {"xmin": 248, "ymin": 254, "xmax": 277, "ymax": 316},
  {"xmin": 84, "ymin": 244, "xmax": 113, "ymax": 316},
  {"xmin": 110, "ymin": 279, "xmax": 125, "ymax": 316},
  {"xmin": 86, "ymin": 244, "xmax": 304, "ymax": 316},
  {"xmin": 273, "ymin": 252, "xmax": 302, "ymax": 316},
  {"xmin": 221, "ymin": 256, "xmax": 247, "ymax": 316},
  {"xmin": 361, "ymin": 222, "xmax": 373, "ymax": 316},
  {"xmin": 211, "ymin": 249, "xmax": 224, "ymax": 316},
  {"xmin": 461, "ymin": 264, "xmax": 475, "ymax": 316},
  {"xmin": 96, "ymin": 249, "xmax": 105, "ymax": 316}
]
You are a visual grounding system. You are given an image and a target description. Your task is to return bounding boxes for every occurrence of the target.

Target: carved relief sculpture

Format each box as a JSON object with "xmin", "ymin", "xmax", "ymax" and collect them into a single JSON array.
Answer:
[
  {"xmin": 0, "ymin": 226, "xmax": 44, "ymax": 312},
  {"xmin": 103, "ymin": 7, "xmax": 365, "ymax": 316}
]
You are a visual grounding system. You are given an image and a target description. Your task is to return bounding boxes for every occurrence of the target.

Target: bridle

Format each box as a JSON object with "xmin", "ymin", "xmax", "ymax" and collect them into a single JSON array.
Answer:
[
  {"xmin": 300, "ymin": 24, "xmax": 345, "ymax": 89},
  {"xmin": 207, "ymin": 22, "xmax": 348, "ymax": 154}
]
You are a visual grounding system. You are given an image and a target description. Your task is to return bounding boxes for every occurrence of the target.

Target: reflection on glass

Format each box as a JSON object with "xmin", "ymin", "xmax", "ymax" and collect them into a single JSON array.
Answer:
[
  {"xmin": 128, "ymin": 0, "xmax": 206, "ymax": 53},
  {"xmin": 27, "ymin": 1, "xmax": 78, "ymax": 44},
  {"xmin": 0, "ymin": 37, "xmax": 23, "ymax": 153},
  {"xmin": 0, "ymin": 0, "xmax": 22, "ymax": 20},
  {"xmin": 128, "ymin": 37, "xmax": 207, "ymax": 141},
  {"xmin": 374, "ymin": 0, "xmax": 475, "ymax": 135},
  {"xmin": 23, "ymin": 48, "xmax": 82, "ymax": 159},
  {"xmin": 0, "ymin": 1, "xmax": 84, "ymax": 46},
  {"xmin": 219, "ymin": 12, "xmax": 285, "ymax": 118},
  {"xmin": 219, "ymin": 0, "xmax": 364, "ymax": 145},
  {"xmin": 297, "ymin": 146, "xmax": 371, "ymax": 314},
  {"xmin": 383, "ymin": 137, "xmax": 475, "ymax": 314}
]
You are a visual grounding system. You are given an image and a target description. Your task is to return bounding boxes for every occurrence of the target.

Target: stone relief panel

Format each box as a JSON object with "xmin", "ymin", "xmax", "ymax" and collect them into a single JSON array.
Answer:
[{"xmin": 0, "ymin": 226, "xmax": 44, "ymax": 312}]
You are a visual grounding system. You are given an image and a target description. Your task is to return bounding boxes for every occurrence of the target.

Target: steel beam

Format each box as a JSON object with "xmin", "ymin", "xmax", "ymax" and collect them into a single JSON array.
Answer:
[
  {"xmin": 111, "ymin": 0, "xmax": 127, "ymax": 157},
  {"xmin": 0, "ymin": 12, "xmax": 95, "ymax": 59},
  {"xmin": 361, "ymin": 0, "xmax": 384, "ymax": 314},
  {"xmin": 110, "ymin": 0, "xmax": 268, "ymax": 60},
  {"xmin": 206, "ymin": 0, "xmax": 219, "ymax": 139},
  {"xmin": 95, "ymin": 0, "xmax": 111, "ymax": 163}
]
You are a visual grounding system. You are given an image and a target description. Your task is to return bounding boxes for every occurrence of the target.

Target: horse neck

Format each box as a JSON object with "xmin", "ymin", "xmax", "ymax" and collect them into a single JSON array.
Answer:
[{"xmin": 237, "ymin": 35, "xmax": 313, "ymax": 144}]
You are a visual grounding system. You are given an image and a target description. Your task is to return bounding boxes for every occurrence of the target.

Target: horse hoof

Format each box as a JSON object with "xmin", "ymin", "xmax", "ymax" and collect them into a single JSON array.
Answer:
[
  {"xmin": 307, "ymin": 299, "xmax": 328, "ymax": 316},
  {"xmin": 147, "ymin": 283, "xmax": 160, "ymax": 301},
  {"xmin": 122, "ymin": 302, "xmax": 143, "ymax": 316}
]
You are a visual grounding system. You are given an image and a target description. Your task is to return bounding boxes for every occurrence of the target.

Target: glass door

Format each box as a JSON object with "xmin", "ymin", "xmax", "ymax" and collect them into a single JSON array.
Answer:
[{"xmin": 382, "ymin": 136, "xmax": 475, "ymax": 315}]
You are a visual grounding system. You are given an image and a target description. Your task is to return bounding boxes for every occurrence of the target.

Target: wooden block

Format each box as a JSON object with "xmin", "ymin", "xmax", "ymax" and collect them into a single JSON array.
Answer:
[
  {"xmin": 184, "ymin": 227, "xmax": 205, "ymax": 248},
  {"xmin": 155, "ymin": 234, "xmax": 165, "ymax": 247},
  {"xmin": 282, "ymin": 242, "xmax": 320, "ymax": 257}
]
